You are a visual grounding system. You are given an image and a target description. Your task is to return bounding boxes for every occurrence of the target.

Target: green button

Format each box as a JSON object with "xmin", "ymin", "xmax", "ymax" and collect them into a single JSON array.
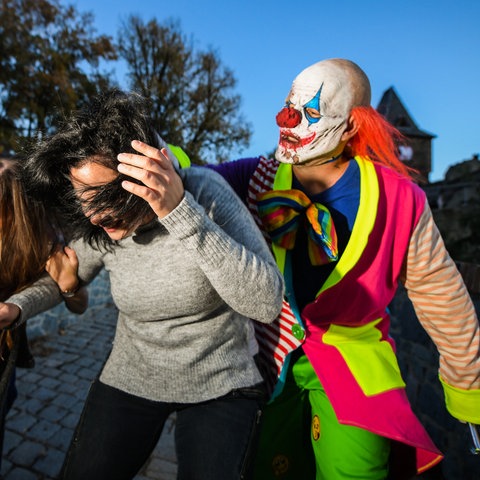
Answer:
[{"xmin": 291, "ymin": 324, "xmax": 305, "ymax": 340}]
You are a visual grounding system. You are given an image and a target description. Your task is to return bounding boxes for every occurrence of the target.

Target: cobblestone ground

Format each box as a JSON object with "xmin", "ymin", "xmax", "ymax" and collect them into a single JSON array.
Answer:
[{"xmin": 1, "ymin": 302, "xmax": 177, "ymax": 480}]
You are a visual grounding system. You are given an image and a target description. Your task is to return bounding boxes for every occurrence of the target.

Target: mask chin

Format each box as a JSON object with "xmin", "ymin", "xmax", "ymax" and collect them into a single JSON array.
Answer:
[{"xmin": 275, "ymin": 120, "xmax": 348, "ymax": 165}]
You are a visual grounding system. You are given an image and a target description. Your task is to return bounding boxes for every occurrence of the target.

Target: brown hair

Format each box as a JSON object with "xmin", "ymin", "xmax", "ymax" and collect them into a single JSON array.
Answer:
[{"xmin": 0, "ymin": 159, "xmax": 55, "ymax": 302}]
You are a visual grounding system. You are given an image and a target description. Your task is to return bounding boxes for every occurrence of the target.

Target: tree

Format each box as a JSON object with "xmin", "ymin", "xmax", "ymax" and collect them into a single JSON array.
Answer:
[
  {"xmin": 118, "ymin": 16, "xmax": 252, "ymax": 164},
  {"xmin": 0, "ymin": 0, "xmax": 117, "ymax": 154}
]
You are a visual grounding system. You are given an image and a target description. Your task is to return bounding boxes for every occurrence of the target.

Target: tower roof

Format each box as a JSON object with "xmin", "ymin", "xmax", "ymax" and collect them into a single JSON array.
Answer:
[{"xmin": 376, "ymin": 87, "xmax": 435, "ymax": 139}]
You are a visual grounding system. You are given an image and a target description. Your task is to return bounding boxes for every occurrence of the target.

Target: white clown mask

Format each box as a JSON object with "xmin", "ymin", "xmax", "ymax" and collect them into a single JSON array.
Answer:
[{"xmin": 275, "ymin": 59, "xmax": 371, "ymax": 164}]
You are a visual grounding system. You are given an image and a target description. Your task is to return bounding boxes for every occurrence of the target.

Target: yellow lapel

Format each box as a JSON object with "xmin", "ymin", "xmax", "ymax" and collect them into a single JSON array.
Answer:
[{"xmin": 319, "ymin": 157, "xmax": 379, "ymax": 293}]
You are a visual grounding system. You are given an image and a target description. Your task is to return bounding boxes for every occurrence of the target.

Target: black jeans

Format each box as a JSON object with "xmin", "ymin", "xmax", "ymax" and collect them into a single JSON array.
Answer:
[{"xmin": 61, "ymin": 378, "xmax": 266, "ymax": 480}]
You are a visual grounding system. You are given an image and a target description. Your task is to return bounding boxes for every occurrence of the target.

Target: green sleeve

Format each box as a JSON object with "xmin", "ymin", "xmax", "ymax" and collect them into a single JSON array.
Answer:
[{"xmin": 440, "ymin": 376, "xmax": 480, "ymax": 423}]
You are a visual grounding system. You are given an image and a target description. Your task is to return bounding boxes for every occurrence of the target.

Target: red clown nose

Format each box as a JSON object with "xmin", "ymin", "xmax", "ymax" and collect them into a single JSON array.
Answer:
[{"xmin": 276, "ymin": 107, "xmax": 302, "ymax": 128}]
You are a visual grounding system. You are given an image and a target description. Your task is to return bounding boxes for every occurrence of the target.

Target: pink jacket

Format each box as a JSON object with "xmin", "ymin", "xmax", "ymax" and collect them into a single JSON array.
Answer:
[{"xmin": 248, "ymin": 156, "xmax": 448, "ymax": 473}]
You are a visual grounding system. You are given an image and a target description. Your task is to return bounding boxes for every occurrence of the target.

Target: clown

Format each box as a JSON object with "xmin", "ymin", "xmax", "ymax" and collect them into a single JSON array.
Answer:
[{"xmin": 204, "ymin": 58, "xmax": 480, "ymax": 479}]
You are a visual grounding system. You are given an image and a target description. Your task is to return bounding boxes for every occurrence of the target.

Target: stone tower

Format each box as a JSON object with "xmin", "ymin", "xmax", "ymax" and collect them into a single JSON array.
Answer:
[{"xmin": 377, "ymin": 87, "xmax": 435, "ymax": 184}]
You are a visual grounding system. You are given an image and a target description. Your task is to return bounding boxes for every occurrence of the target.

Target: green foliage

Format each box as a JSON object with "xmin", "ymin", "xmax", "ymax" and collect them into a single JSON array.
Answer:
[
  {"xmin": 0, "ymin": 0, "xmax": 117, "ymax": 154},
  {"xmin": 118, "ymin": 16, "xmax": 252, "ymax": 164}
]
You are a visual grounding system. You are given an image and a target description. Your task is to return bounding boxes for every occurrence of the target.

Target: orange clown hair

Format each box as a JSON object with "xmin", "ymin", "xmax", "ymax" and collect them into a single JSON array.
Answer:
[{"xmin": 348, "ymin": 106, "xmax": 417, "ymax": 180}]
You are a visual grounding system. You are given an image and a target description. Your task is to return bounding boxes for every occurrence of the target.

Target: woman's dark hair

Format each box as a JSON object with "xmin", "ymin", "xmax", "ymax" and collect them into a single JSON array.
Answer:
[{"xmin": 23, "ymin": 89, "xmax": 160, "ymax": 249}]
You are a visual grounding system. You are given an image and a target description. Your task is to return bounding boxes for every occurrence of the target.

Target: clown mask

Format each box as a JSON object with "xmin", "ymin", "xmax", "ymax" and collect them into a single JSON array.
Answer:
[{"xmin": 275, "ymin": 58, "xmax": 371, "ymax": 165}]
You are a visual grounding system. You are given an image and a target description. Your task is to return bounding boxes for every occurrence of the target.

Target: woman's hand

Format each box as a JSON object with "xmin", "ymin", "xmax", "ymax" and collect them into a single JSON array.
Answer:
[
  {"xmin": 0, "ymin": 302, "xmax": 20, "ymax": 329},
  {"xmin": 46, "ymin": 245, "xmax": 80, "ymax": 293},
  {"xmin": 117, "ymin": 141, "xmax": 185, "ymax": 219}
]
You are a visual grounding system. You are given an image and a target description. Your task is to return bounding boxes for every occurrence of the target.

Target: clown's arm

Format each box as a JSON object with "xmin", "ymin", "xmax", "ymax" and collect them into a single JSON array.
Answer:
[
  {"xmin": 205, "ymin": 157, "xmax": 260, "ymax": 205},
  {"xmin": 400, "ymin": 199, "xmax": 480, "ymax": 424}
]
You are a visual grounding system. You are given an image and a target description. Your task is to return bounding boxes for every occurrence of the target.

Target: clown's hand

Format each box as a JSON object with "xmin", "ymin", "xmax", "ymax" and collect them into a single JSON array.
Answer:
[{"xmin": 117, "ymin": 140, "xmax": 185, "ymax": 219}]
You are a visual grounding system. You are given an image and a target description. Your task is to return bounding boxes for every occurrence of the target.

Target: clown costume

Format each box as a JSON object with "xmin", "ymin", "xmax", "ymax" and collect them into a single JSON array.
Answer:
[{"xmin": 208, "ymin": 58, "xmax": 480, "ymax": 479}]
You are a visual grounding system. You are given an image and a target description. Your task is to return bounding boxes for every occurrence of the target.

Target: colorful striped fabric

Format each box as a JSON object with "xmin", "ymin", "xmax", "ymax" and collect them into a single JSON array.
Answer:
[
  {"xmin": 257, "ymin": 188, "xmax": 338, "ymax": 266},
  {"xmin": 246, "ymin": 158, "xmax": 303, "ymax": 394}
]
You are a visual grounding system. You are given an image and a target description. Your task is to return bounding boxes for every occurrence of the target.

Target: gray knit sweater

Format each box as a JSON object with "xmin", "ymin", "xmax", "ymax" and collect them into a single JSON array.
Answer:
[{"xmin": 9, "ymin": 167, "xmax": 284, "ymax": 403}]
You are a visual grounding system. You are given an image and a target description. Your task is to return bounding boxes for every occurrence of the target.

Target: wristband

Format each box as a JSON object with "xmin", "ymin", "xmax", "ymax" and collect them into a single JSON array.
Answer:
[{"xmin": 61, "ymin": 285, "xmax": 80, "ymax": 298}]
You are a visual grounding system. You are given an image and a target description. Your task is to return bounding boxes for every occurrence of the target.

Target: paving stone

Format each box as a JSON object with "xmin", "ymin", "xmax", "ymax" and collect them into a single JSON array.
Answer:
[
  {"xmin": 154, "ymin": 433, "xmax": 176, "ymax": 460},
  {"xmin": 0, "ymin": 458, "xmax": 13, "ymax": 477},
  {"xmin": 22, "ymin": 398, "xmax": 44, "ymax": 415},
  {"xmin": 31, "ymin": 387, "xmax": 56, "ymax": 402},
  {"xmin": 75, "ymin": 356, "xmax": 97, "ymax": 368},
  {"xmin": 68, "ymin": 401, "xmax": 84, "ymax": 416},
  {"xmin": 51, "ymin": 393, "xmax": 78, "ymax": 410},
  {"xmin": 70, "ymin": 378, "xmax": 91, "ymax": 392},
  {"xmin": 5, "ymin": 413, "xmax": 37, "ymax": 434},
  {"xmin": 58, "ymin": 363, "xmax": 82, "ymax": 375},
  {"xmin": 44, "ymin": 353, "xmax": 79, "ymax": 368},
  {"xmin": 27, "ymin": 419, "xmax": 61, "ymax": 442},
  {"xmin": 16, "ymin": 372, "xmax": 42, "ymax": 384},
  {"xmin": 41, "ymin": 367, "xmax": 66, "ymax": 380},
  {"xmin": 75, "ymin": 366, "xmax": 97, "ymax": 380},
  {"xmin": 38, "ymin": 404, "xmax": 68, "ymax": 423},
  {"xmin": 56, "ymin": 381, "xmax": 78, "ymax": 395},
  {"xmin": 9, "ymin": 440, "xmax": 45, "ymax": 466},
  {"xmin": 36, "ymin": 376, "xmax": 61, "ymax": 391},
  {"xmin": 143, "ymin": 457, "xmax": 178, "ymax": 477},
  {"xmin": 46, "ymin": 427, "xmax": 73, "ymax": 452},
  {"xmin": 3, "ymin": 430, "xmax": 22, "ymax": 454},
  {"xmin": 33, "ymin": 447, "xmax": 64, "ymax": 478},
  {"xmin": 3, "ymin": 466, "xmax": 38, "ymax": 480},
  {"xmin": 59, "ymin": 412, "xmax": 80, "ymax": 430}
]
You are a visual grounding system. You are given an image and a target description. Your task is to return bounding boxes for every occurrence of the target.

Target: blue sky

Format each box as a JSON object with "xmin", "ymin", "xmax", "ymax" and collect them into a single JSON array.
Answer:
[{"xmin": 74, "ymin": 0, "xmax": 479, "ymax": 182}]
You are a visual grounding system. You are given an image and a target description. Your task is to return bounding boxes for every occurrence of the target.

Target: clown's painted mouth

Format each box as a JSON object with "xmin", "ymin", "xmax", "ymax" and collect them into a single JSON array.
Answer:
[{"xmin": 279, "ymin": 129, "xmax": 316, "ymax": 149}]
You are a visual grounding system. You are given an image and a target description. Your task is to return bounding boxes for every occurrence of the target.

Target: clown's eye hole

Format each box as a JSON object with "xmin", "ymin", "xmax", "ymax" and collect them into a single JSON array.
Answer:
[{"xmin": 305, "ymin": 107, "xmax": 321, "ymax": 120}]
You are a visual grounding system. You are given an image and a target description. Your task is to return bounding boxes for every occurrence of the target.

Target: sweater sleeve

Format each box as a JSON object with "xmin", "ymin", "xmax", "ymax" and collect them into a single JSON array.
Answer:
[
  {"xmin": 402, "ymin": 199, "xmax": 480, "ymax": 422},
  {"xmin": 6, "ymin": 238, "xmax": 104, "ymax": 326},
  {"xmin": 7, "ymin": 273, "xmax": 63, "ymax": 326},
  {"xmin": 159, "ymin": 168, "xmax": 284, "ymax": 324}
]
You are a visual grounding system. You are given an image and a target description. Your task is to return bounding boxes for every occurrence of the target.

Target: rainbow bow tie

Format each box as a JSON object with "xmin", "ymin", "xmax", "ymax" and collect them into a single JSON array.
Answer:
[{"xmin": 257, "ymin": 189, "xmax": 338, "ymax": 266}]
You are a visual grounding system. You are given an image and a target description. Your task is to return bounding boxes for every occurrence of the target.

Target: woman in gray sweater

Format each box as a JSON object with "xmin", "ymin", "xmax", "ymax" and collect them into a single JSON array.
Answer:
[{"xmin": 1, "ymin": 90, "xmax": 284, "ymax": 480}]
